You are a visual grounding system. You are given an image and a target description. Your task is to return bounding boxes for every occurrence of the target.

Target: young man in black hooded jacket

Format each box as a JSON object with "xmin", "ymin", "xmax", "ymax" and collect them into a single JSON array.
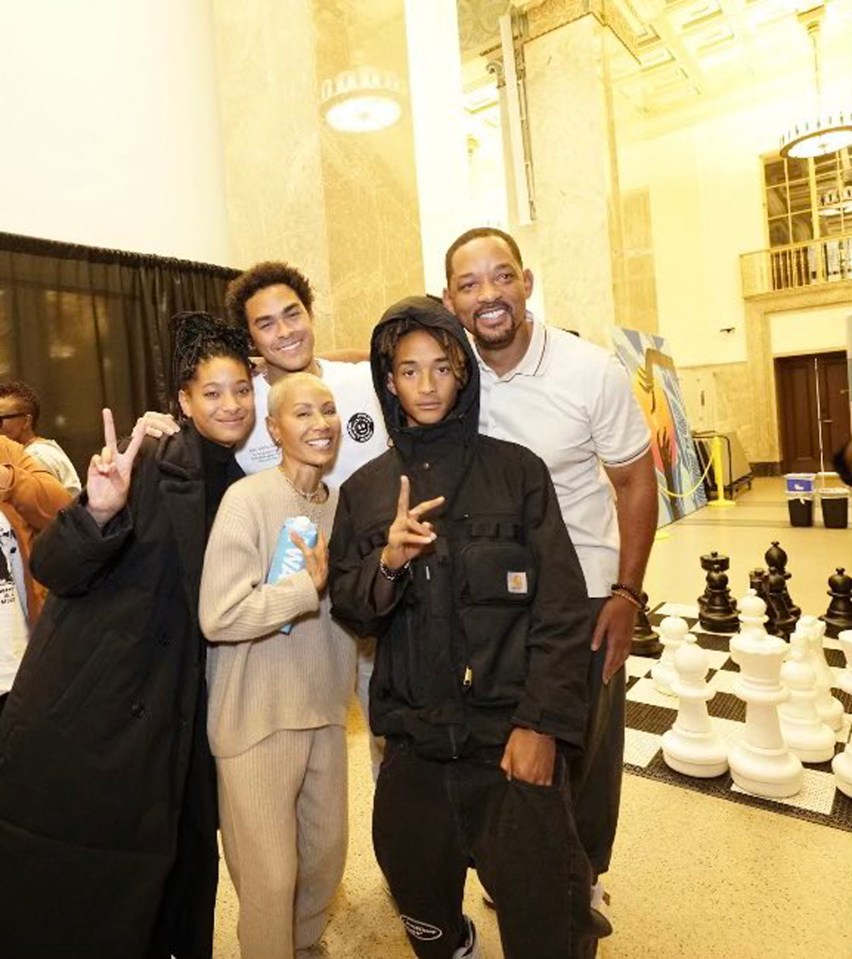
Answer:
[{"xmin": 329, "ymin": 297, "xmax": 596, "ymax": 959}]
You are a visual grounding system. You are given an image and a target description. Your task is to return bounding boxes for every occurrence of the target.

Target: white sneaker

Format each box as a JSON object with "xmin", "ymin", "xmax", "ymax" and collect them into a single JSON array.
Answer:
[
  {"xmin": 590, "ymin": 879, "xmax": 613, "ymax": 938},
  {"xmin": 452, "ymin": 914, "xmax": 480, "ymax": 958}
]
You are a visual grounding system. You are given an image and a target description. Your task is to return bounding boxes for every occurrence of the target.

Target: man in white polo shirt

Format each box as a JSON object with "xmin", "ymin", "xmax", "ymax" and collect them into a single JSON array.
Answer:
[{"xmin": 443, "ymin": 227, "xmax": 657, "ymax": 934}]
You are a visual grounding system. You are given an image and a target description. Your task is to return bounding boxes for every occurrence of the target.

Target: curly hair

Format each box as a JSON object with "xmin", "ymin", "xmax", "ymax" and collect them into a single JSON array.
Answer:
[
  {"xmin": 169, "ymin": 311, "xmax": 253, "ymax": 417},
  {"xmin": 375, "ymin": 319, "xmax": 470, "ymax": 392},
  {"xmin": 224, "ymin": 261, "xmax": 314, "ymax": 328},
  {"xmin": 444, "ymin": 227, "xmax": 524, "ymax": 283},
  {"xmin": 0, "ymin": 379, "xmax": 40, "ymax": 429}
]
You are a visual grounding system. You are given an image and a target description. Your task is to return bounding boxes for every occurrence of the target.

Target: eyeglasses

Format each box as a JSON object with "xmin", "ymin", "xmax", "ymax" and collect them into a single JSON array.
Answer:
[{"xmin": 0, "ymin": 412, "xmax": 28, "ymax": 426}]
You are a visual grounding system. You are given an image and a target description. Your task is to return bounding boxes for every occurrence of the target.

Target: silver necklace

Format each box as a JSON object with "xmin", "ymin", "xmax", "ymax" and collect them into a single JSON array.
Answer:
[{"xmin": 278, "ymin": 465, "xmax": 327, "ymax": 504}]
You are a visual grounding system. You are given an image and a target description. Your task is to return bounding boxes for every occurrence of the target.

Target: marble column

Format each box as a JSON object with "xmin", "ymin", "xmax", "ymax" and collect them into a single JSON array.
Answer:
[
  {"xmin": 210, "ymin": 0, "xmax": 335, "ymax": 342},
  {"xmin": 522, "ymin": 14, "xmax": 623, "ymax": 345}
]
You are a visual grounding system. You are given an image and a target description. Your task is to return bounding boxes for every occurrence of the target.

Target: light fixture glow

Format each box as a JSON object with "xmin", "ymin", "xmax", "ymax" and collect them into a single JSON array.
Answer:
[
  {"xmin": 320, "ymin": 66, "xmax": 403, "ymax": 133},
  {"xmin": 779, "ymin": 5, "xmax": 852, "ymax": 160}
]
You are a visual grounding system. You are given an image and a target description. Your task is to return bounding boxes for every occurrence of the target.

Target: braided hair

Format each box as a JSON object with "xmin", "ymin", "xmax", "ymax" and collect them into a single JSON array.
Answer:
[{"xmin": 169, "ymin": 311, "xmax": 253, "ymax": 418}]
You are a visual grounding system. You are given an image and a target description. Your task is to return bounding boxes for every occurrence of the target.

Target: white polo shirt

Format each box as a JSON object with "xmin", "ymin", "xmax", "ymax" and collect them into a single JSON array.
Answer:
[
  {"xmin": 475, "ymin": 317, "xmax": 650, "ymax": 597},
  {"xmin": 235, "ymin": 359, "xmax": 388, "ymax": 488}
]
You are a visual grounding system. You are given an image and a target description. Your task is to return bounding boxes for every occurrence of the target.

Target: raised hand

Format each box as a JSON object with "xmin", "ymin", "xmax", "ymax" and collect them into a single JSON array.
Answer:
[
  {"xmin": 381, "ymin": 475, "xmax": 445, "ymax": 571},
  {"xmin": 85, "ymin": 409, "xmax": 146, "ymax": 528},
  {"xmin": 291, "ymin": 529, "xmax": 329, "ymax": 593}
]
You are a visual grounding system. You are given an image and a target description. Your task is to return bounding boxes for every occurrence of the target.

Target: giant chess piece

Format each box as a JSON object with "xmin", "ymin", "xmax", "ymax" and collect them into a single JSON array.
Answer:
[
  {"xmin": 632, "ymin": 591, "xmax": 663, "ymax": 657},
  {"xmin": 822, "ymin": 567, "xmax": 852, "ymax": 639},
  {"xmin": 662, "ymin": 633, "xmax": 729, "ymax": 777},
  {"xmin": 699, "ymin": 567, "xmax": 740, "ymax": 634},
  {"xmin": 837, "ymin": 629, "xmax": 852, "ymax": 695},
  {"xmin": 698, "ymin": 551, "xmax": 734, "ymax": 613},
  {"xmin": 728, "ymin": 591, "xmax": 803, "ymax": 798},
  {"xmin": 651, "ymin": 616, "xmax": 689, "ymax": 696},
  {"xmin": 748, "ymin": 568, "xmax": 778, "ymax": 635},
  {"xmin": 801, "ymin": 616, "xmax": 844, "ymax": 731},
  {"xmin": 832, "ymin": 739, "xmax": 852, "ymax": 798},
  {"xmin": 765, "ymin": 541, "xmax": 800, "ymax": 620},
  {"xmin": 766, "ymin": 567, "xmax": 797, "ymax": 639},
  {"xmin": 779, "ymin": 627, "xmax": 836, "ymax": 763}
]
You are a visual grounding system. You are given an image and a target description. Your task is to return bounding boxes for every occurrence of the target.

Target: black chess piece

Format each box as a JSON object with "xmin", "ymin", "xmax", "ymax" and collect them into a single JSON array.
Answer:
[
  {"xmin": 698, "ymin": 551, "xmax": 736, "ymax": 615},
  {"xmin": 765, "ymin": 541, "xmax": 801, "ymax": 620},
  {"xmin": 632, "ymin": 591, "xmax": 662, "ymax": 656},
  {"xmin": 766, "ymin": 567, "xmax": 796, "ymax": 638},
  {"xmin": 749, "ymin": 567, "xmax": 778, "ymax": 635},
  {"xmin": 699, "ymin": 567, "xmax": 740, "ymax": 633},
  {"xmin": 821, "ymin": 567, "xmax": 852, "ymax": 639}
]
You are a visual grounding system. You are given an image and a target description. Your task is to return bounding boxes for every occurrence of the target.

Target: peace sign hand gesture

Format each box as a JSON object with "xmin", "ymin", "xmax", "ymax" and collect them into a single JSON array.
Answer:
[
  {"xmin": 85, "ymin": 409, "xmax": 146, "ymax": 528},
  {"xmin": 380, "ymin": 475, "xmax": 445, "ymax": 572}
]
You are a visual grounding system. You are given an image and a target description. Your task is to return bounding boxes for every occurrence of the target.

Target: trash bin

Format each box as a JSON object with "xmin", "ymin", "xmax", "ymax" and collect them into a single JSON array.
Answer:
[
  {"xmin": 820, "ymin": 488, "xmax": 849, "ymax": 529},
  {"xmin": 787, "ymin": 495, "xmax": 814, "ymax": 527}
]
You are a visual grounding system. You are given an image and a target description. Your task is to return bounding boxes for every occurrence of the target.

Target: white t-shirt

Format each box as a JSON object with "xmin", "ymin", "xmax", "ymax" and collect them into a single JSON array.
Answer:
[
  {"xmin": 0, "ymin": 512, "xmax": 29, "ymax": 695},
  {"xmin": 235, "ymin": 360, "xmax": 388, "ymax": 488},
  {"xmin": 26, "ymin": 438, "xmax": 82, "ymax": 495},
  {"xmin": 475, "ymin": 318, "xmax": 650, "ymax": 597}
]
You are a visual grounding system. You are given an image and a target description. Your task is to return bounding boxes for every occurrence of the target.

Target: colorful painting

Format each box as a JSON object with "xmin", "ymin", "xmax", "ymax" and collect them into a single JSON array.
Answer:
[{"xmin": 611, "ymin": 328, "xmax": 706, "ymax": 526}]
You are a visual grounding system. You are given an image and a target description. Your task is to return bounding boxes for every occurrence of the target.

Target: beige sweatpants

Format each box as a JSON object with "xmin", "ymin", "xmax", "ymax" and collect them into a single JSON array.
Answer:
[{"xmin": 216, "ymin": 725, "xmax": 348, "ymax": 959}]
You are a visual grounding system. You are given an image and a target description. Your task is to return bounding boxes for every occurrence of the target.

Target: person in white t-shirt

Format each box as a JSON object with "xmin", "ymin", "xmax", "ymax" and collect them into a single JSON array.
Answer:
[
  {"xmin": 225, "ymin": 262, "xmax": 388, "ymax": 775},
  {"xmin": 442, "ymin": 227, "xmax": 658, "ymax": 937},
  {"xmin": 0, "ymin": 380, "xmax": 82, "ymax": 495}
]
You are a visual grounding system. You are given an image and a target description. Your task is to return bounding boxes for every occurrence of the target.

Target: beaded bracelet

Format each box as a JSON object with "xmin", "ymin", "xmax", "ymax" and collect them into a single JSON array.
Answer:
[
  {"xmin": 611, "ymin": 582, "xmax": 644, "ymax": 609},
  {"xmin": 379, "ymin": 558, "xmax": 411, "ymax": 582}
]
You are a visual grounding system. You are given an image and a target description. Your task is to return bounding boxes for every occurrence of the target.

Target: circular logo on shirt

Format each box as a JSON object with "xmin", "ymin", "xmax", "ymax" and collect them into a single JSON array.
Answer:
[{"xmin": 347, "ymin": 412, "xmax": 375, "ymax": 443}]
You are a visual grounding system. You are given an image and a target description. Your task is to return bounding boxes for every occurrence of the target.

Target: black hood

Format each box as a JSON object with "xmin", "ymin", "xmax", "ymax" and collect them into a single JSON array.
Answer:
[{"xmin": 370, "ymin": 296, "xmax": 480, "ymax": 459}]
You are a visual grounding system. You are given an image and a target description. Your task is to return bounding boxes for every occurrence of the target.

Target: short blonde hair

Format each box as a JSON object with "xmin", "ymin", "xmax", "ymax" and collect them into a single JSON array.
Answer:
[{"xmin": 267, "ymin": 372, "xmax": 333, "ymax": 420}]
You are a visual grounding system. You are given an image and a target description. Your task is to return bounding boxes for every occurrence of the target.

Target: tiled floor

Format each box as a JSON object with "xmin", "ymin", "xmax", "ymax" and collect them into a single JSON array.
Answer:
[{"xmin": 213, "ymin": 479, "xmax": 852, "ymax": 958}]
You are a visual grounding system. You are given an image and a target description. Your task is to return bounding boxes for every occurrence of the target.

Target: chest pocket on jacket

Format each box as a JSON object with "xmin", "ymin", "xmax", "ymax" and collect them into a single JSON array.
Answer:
[{"xmin": 458, "ymin": 522, "xmax": 535, "ymax": 607}]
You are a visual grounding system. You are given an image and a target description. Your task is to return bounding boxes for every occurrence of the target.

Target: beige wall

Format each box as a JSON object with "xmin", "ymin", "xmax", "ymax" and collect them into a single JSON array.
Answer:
[{"xmin": 0, "ymin": 0, "xmax": 230, "ymax": 264}]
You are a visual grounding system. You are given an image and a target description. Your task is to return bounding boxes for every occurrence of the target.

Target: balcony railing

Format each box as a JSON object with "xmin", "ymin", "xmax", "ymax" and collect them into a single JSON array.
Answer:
[{"xmin": 740, "ymin": 232, "xmax": 852, "ymax": 297}]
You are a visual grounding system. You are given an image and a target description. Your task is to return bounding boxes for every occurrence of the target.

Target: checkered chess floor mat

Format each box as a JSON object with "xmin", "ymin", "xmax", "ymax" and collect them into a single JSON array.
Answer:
[{"xmin": 624, "ymin": 603, "xmax": 852, "ymax": 832}]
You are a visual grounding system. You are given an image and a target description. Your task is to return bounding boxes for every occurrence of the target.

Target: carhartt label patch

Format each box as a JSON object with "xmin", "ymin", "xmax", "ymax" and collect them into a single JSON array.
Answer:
[
  {"xmin": 400, "ymin": 915, "xmax": 443, "ymax": 941},
  {"xmin": 507, "ymin": 571, "xmax": 528, "ymax": 594}
]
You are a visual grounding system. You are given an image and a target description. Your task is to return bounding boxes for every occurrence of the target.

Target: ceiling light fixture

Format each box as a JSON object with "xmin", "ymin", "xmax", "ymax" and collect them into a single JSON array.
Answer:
[
  {"xmin": 779, "ymin": 4, "xmax": 852, "ymax": 159},
  {"xmin": 320, "ymin": 66, "xmax": 403, "ymax": 134}
]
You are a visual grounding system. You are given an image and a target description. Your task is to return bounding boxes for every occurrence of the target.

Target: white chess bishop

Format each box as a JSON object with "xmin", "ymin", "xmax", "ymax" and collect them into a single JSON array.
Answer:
[
  {"xmin": 651, "ymin": 616, "xmax": 690, "ymax": 697},
  {"xmin": 728, "ymin": 590, "xmax": 803, "ymax": 798},
  {"xmin": 837, "ymin": 629, "xmax": 852, "ymax": 695},
  {"xmin": 662, "ymin": 633, "xmax": 728, "ymax": 777},
  {"xmin": 779, "ymin": 627, "xmax": 836, "ymax": 763},
  {"xmin": 799, "ymin": 615, "xmax": 844, "ymax": 731}
]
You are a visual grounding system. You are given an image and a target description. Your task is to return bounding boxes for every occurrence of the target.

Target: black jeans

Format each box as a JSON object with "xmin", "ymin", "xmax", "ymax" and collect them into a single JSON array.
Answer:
[
  {"xmin": 373, "ymin": 740, "xmax": 594, "ymax": 959},
  {"xmin": 570, "ymin": 597, "xmax": 626, "ymax": 878}
]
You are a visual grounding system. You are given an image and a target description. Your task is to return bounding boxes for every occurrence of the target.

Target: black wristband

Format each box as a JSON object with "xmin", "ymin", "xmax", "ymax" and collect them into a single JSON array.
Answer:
[
  {"xmin": 379, "ymin": 559, "xmax": 410, "ymax": 582},
  {"xmin": 611, "ymin": 582, "xmax": 643, "ymax": 606}
]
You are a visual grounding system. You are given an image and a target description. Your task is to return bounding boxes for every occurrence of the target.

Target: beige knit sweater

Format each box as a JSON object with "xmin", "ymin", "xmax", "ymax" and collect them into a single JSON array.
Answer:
[{"xmin": 200, "ymin": 467, "xmax": 357, "ymax": 759}]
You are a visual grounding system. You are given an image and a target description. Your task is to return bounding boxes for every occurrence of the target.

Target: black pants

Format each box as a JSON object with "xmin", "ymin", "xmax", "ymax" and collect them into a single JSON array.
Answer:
[
  {"xmin": 373, "ymin": 740, "xmax": 594, "ymax": 959},
  {"xmin": 570, "ymin": 597, "xmax": 626, "ymax": 878},
  {"xmin": 0, "ymin": 693, "xmax": 7, "ymax": 718}
]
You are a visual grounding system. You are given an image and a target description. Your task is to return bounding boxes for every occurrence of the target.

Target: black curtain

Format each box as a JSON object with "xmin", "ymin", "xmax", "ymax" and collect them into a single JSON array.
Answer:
[{"xmin": 0, "ymin": 232, "xmax": 238, "ymax": 474}]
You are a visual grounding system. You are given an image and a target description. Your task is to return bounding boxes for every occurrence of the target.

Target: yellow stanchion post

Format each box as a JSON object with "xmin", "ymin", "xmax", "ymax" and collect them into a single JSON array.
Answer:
[{"xmin": 707, "ymin": 435, "xmax": 735, "ymax": 509}]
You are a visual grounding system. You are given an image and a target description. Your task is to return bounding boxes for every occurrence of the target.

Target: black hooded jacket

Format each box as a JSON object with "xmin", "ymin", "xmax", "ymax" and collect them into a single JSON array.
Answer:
[{"xmin": 329, "ymin": 297, "xmax": 592, "ymax": 761}]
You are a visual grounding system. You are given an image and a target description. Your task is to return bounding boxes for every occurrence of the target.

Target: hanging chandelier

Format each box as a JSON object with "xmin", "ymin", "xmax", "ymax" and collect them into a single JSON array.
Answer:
[
  {"xmin": 320, "ymin": 65, "xmax": 404, "ymax": 134},
  {"xmin": 779, "ymin": 4, "xmax": 852, "ymax": 159}
]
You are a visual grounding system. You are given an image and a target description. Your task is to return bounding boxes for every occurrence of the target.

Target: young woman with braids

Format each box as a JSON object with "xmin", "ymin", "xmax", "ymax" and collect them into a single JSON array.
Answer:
[{"xmin": 0, "ymin": 312, "xmax": 255, "ymax": 959}]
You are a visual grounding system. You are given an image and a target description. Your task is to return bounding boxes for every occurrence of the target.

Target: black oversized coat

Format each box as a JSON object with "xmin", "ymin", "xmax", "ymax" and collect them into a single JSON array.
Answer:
[{"xmin": 0, "ymin": 427, "xmax": 223, "ymax": 959}]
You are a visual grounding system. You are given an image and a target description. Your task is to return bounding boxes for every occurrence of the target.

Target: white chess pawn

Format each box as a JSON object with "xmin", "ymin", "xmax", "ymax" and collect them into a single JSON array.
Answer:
[
  {"xmin": 651, "ymin": 616, "xmax": 689, "ymax": 696},
  {"xmin": 832, "ymin": 741, "xmax": 852, "ymax": 799},
  {"xmin": 779, "ymin": 632, "xmax": 836, "ymax": 763},
  {"xmin": 662, "ymin": 634, "xmax": 728, "ymax": 777},
  {"xmin": 801, "ymin": 616, "xmax": 844, "ymax": 731},
  {"xmin": 728, "ymin": 591, "xmax": 803, "ymax": 798},
  {"xmin": 837, "ymin": 629, "xmax": 852, "ymax": 695}
]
